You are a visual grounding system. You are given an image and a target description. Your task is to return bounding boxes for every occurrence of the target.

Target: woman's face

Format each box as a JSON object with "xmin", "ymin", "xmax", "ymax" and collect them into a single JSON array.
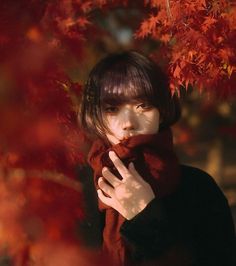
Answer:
[{"xmin": 102, "ymin": 99, "xmax": 160, "ymax": 145}]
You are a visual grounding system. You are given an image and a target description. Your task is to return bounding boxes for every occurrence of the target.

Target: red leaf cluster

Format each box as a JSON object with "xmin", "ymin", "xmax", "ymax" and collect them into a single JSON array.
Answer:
[
  {"xmin": 0, "ymin": 1, "xmax": 93, "ymax": 263},
  {"xmin": 0, "ymin": 0, "xmax": 93, "ymax": 177},
  {"xmin": 136, "ymin": 0, "xmax": 236, "ymax": 96}
]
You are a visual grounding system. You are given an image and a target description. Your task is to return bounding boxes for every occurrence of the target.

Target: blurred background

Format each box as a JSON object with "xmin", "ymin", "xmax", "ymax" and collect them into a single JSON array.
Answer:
[{"xmin": 0, "ymin": 1, "xmax": 235, "ymax": 265}]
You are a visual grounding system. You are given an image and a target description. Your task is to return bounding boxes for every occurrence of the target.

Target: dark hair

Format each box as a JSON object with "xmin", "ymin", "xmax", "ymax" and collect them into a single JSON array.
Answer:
[{"xmin": 78, "ymin": 50, "xmax": 181, "ymax": 139}]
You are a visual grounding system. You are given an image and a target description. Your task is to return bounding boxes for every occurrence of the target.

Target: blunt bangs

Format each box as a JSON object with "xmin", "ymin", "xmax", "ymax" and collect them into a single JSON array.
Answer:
[{"xmin": 100, "ymin": 63, "xmax": 155, "ymax": 105}]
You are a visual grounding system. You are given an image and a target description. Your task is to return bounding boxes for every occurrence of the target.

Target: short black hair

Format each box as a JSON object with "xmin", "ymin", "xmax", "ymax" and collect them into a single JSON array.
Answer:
[{"xmin": 78, "ymin": 50, "xmax": 181, "ymax": 140}]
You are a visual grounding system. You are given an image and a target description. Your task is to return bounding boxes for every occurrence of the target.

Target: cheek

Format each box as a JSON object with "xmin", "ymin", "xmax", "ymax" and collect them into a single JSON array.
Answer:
[
  {"xmin": 142, "ymin": 111, "xmax": 160, "ymax": 133},
  {"xmin": 103, "ymin": 115, "xmax": 121, "ymax": 136},
  {"xmin": 149, "ymin": 122, "xmax": 160, "ymax": 133}
]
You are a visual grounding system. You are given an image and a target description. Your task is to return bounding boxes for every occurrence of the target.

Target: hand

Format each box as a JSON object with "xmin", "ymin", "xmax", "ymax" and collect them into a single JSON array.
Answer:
[{"xmin": 97, "ymin": 151, "xmax": 155, "ymax": 220}]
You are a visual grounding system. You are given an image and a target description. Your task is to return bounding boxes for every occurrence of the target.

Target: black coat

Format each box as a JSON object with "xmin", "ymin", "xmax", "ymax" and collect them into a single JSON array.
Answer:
[{"xmin": 77, "ymin": 165, "xmax": 236, "ymax": 266}]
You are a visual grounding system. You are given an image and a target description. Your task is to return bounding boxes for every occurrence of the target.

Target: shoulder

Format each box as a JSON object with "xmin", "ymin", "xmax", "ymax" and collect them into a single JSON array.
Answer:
[
  {"xmin": 179, "ymin": 164, "xmax": 229, "ymax": 207},
  {"xmin": 181, "ymin": 164, "xmax": 215, "ymax": 182},
  {"xmin": 180, "ymin": 164, "xmax": 222, "ymax": 190}
]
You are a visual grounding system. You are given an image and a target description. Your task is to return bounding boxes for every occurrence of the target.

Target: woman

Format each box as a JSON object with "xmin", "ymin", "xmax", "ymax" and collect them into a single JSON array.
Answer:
[{"xmin": 77, "ymin": 50, "xmax": 236, "ymax": 266}]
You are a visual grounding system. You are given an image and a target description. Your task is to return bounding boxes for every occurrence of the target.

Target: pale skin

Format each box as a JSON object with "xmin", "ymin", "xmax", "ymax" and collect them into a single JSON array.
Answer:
[{"xmin": 97, "ymin": 100, "xmax": 161, "ymax": 220}]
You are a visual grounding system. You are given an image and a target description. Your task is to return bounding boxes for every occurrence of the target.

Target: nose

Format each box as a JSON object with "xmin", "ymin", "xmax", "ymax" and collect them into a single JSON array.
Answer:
[
  {"xmin": 122, "ymin": 120, "xmax": 135, "ymax": 130},
  {"xmin": 120, "ymin": 109, "xmax": 137, "ymax": 131}
]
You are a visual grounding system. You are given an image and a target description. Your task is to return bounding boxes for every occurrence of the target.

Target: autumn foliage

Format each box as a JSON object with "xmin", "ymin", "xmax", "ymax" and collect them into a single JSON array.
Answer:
[
  {"xmin": 136, "ymin": 0, "xmax": 236, "ymax": 96},
  {"xmin": 0, "ymin": 0, "xmax": 236, "ymax": 264}
]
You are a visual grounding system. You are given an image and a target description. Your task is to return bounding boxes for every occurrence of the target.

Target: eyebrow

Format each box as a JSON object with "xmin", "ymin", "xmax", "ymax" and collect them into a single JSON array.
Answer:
[{"xmin": 102, "ymin": 96, "xmax": 149, "ymax": 105}]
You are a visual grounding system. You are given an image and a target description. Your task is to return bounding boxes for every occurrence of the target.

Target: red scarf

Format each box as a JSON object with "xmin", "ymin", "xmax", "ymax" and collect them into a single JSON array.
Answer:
[{"xmin": 87, "ymin": 128, "xmax": 181, "ymax": 265}]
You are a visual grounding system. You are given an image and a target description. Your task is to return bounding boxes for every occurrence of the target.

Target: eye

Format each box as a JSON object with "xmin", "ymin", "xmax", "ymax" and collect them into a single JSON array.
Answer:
[
  {"xmin": 136, "ymin": 102, "xmax": 153, "ymax": 110},
  {"xmin": 103, "ymin": 105, "xmax": 119, "ymax": 113}
]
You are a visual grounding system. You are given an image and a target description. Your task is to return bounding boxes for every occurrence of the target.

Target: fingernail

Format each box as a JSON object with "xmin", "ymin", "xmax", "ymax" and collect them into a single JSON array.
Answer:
[{"xmin": 102, "ymin": 167, "xmax": 108, "ymax": 172}]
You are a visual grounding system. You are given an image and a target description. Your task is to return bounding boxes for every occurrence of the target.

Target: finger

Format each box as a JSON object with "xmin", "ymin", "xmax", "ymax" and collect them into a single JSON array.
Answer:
[
  {"xmin": 128, "ymin": 162, "xmax": 145, "ymax": 183},
  {"xmin": 109, "ymin": 151, "xmax": 130, "ymax": 179},
  {"xmin": 98, "ymin": 177, "xmax": 115, "ymax": 197},
  {"xmin": 102, "ymin": 167, "xmax": 122, "ymax": 188},
  {"xmin": 97, "ymin": 189, "xmax": 113, "ymax": 207}
]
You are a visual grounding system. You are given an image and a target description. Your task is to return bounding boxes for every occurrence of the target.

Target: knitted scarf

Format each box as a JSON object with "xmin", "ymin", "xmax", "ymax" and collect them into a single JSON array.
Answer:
[{"xmin": 87, "ymin": 128, "xmax": 181, "ymax": 265}]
